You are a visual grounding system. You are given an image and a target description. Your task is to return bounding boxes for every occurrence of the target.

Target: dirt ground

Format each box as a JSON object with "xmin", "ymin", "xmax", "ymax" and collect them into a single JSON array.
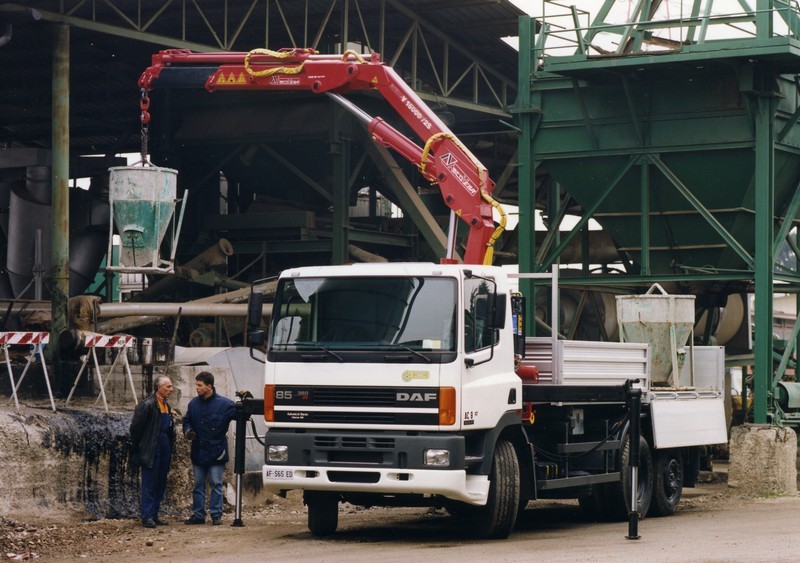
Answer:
[
  {"xmin": 3, "ymin": 470, "xmax": 800, "ymax": 562},
  {"xmin": 1, "ymin": 400, "xmax": 797, "ymax": 561}
]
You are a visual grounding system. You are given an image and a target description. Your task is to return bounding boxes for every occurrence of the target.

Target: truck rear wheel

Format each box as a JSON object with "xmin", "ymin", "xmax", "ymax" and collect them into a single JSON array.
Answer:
[
  {"xmin": 305, "ymin": 491, "xmax": 339, "ymax": 537},
  {"xmin": 605, "ymin": 434, "xmax": 653, "ymax": 521},
  {"xmin": 649, "ymin": 448, "xmax": 683, "ymax": 516},
  {"xmin": 467, "ymin": 439, "xmax": 520, "ymax": 539}
]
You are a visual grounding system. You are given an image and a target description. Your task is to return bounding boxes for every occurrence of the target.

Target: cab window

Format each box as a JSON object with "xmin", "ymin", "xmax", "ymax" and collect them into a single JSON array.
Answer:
[{"xmin": 464, "ymin": 278, "xmax": 497, "ymax": 353}]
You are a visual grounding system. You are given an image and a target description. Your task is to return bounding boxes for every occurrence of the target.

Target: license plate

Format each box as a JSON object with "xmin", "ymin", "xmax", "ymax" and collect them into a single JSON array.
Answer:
[{"xmin": 265, "ymin": 468, "xmax": 294, "ymax": 479}]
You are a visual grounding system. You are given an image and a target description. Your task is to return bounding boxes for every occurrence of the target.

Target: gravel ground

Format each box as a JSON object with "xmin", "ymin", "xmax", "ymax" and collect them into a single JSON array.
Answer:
[{"xmin": 4, "ymin": 470, "xmax": 799, "ymax": 562}]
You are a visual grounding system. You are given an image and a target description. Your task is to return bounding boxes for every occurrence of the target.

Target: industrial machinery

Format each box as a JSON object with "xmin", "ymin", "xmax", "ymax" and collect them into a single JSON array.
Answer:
[
  {"xmin": 137, "ymin": 48, "xmax": 505, "ymax": 266},
  {"xmin": 139, "ymin": 47, "xmax": 726, "ymax": 540}
]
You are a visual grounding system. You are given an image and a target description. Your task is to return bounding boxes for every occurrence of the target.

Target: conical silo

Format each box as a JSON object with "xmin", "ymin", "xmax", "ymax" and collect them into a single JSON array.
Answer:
[{"xmin": 109, "ymin": 165, "xmax": 178, "ymax": 270}]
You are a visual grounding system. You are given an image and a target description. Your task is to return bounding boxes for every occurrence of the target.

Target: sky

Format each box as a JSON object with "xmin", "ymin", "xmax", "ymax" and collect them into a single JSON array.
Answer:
[{"xmin": 505, "ymin": 1, "xmax": 766, "ymax": 51}]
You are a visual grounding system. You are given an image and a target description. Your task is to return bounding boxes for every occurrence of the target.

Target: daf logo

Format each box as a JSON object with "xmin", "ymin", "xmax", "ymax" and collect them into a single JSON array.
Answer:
[{"xmin": 397, "ymin": 392, "xmax": 437, "ymax": 402}]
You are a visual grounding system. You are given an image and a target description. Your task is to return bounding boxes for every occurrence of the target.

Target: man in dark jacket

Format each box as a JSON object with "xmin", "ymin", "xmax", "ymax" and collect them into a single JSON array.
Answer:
[
  {"xmin": 182, "ymin": 371, "xmax": 236, "ymax": 525},
  {"xmin": 130, "ymin": 375, "xmax": 175, "ymax": 528}
]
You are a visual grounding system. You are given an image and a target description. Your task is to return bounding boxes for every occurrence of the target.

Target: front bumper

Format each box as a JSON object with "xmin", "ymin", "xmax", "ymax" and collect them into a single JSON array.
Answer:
[
  {"xmin": 263, "ymin": 464, "xmax": 490, "ymax": 505},
  {"xmin": 261, "ymin": 429, "xmax": 489, "ymax": 505}
]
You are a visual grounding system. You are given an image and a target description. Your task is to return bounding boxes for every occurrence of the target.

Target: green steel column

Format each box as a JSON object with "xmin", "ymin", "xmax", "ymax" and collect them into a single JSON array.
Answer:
[
  {"xmin": 640, "ymin": 157, "xmax": 650, "ymax": 275},
  {"xmin": 331, "ymin": 105, "xmax": 350, "ymax": 265},
  {"xmin": 753, "ymin": 90, "xmax": 776, "ymax": 424},
  {"xmin": 49, "ymin": 24, "xmax": 70, "ymax": 374},
  {"xmin": 756, "ymin": 0, "xmax": 774, "ymax": 39},
  {"xmin": 517, "ymin": 16, "xmax": 537, "ymax": 333}
]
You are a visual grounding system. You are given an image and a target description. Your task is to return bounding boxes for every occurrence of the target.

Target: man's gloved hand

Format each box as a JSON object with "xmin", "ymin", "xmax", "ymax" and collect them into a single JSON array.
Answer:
[{"xmin": 185, "ymin": 429, "xmax": 196, "ymax": 440}]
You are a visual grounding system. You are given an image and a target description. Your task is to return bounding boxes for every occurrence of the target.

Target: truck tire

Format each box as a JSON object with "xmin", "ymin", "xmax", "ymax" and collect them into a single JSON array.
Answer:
[
  {"xmin": 605, "ymin": 434, "xmax": 653, "ymax": 521},
  {"xmin": 649, "ymin": 448, "xmax": 683, "ymax": 516},
  {"xmin": 305, "ymin": 491, "xmax": 339, "ymax": 537},
  {"xmin": 467, "ymin": 439, "xmax": 520, "ymax": 539}
]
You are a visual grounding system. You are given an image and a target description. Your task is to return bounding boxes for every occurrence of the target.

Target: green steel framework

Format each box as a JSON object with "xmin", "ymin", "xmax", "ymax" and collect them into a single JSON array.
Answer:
[{"xmin": 514, "ymin": 0, "xmax": 800, "ymax": 428}]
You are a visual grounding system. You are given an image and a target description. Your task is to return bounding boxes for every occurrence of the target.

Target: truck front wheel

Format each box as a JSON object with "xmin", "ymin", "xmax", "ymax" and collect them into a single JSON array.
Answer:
[
  {"xmin": 467, "ymin": 439, "xmax": 520, "ymax": 539},
  {"xmin": 649, "ymin": 448, "xmax": 683, "ymax": 516},
  {"xmin": 305, "ymin": 491, "xmax": 339, "ymax": 537}
]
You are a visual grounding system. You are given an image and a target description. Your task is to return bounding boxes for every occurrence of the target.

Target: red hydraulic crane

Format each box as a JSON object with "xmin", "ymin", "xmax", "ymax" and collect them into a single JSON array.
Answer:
[{"xmin": 138, "ymin": 48, "xmax": 506, "ymax": 265}]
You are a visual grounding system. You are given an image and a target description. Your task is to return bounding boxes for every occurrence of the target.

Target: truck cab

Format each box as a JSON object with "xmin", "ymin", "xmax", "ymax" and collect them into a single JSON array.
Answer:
[{"xmin": 260, "ymin": 262, "xmax": 526, "ymax": 537}]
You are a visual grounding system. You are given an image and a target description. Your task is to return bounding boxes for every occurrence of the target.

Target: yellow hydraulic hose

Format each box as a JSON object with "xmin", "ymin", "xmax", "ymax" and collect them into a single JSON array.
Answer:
[
  {"xmin": 421, "ymin": 133, "xmax": 507, "ymax": 265},
  {"xmin": 244, "ymin": 48, "xmax": 306, "ymax": 77}
]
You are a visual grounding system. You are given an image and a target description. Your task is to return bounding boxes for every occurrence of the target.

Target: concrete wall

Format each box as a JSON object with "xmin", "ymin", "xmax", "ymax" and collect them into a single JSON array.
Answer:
[
  {"xmin": 0, "ymin": 363, "xmax": 262, "ymax": 521},
  {"xmin": 728, "ymin": 424, "xmax": 798, "ymax": 495}
]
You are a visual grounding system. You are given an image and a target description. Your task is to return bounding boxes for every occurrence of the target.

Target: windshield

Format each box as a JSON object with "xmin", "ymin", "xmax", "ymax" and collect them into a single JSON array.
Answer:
[{"xmin": 269, "ymin": 275, "xmax": 457, "ymax": 353}]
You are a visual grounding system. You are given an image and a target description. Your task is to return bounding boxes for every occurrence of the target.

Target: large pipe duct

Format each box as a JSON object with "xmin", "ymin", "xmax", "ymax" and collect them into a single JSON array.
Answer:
[
  {"xmin": 94, "ymin": 280, "xmax": 277, "ymax": 334},
  {"xmin": 130, "ymin": 238, "xmax": 234, "ymax": 302},
  {"xmin": 6, "ymin": 166, "xmax": 110, "ymax": 299},
  {"xmin": 70, "ymin": 177, "xmax": 110, "ymax": 295},
  {"xmin": 7, "ymin": 177, "xmax": 51, "ymax": 298},
  {"xmin": 0, "ymin": 179, "xmax": 13, "ymax": 300}
]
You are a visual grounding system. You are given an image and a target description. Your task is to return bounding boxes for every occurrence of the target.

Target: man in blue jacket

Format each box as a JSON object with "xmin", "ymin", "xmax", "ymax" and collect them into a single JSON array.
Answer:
[{"xmin": 182, "ymin": 371, "xmax": 237, "ymax": 525}]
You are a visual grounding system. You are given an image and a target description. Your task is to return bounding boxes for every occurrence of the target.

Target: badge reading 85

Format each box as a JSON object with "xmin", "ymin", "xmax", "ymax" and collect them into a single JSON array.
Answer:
[{"xmin": 401, "ymin": 370, "xmax": 430, "ymax": 382}]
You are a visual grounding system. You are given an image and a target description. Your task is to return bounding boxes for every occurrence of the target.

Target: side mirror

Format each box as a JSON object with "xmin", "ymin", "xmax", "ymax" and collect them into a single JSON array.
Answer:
[
  {"xmin": 248, "ymin": 330, "xmax": 265, "ymax": 348},
  {"xmin": 247, "ymin": 291, "xmax": 266, "ymax": 349},
  {"xmin": 491, "ymin": 293, "xmax": 507, "ymax": 329},
  {"xmin": 247, "ymin": 291, "xmax": 265, "ymax": 331}
]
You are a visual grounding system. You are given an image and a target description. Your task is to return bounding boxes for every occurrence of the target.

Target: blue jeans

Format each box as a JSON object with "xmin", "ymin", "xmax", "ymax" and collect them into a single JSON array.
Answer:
[{"xmin": 192, "ymin": 464, "xmax": 225, "ymax": 520}]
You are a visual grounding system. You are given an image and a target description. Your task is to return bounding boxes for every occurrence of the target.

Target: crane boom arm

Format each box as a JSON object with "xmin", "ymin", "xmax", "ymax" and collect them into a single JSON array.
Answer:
[{"xmin": 138, "ymin": 48, "xmax": 505, "ymax": 264}]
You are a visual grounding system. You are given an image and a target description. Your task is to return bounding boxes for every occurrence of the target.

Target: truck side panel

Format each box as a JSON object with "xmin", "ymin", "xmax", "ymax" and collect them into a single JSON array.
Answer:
[{"xmin": 650, "ymin": 396, "xmax": 728, "ymax": 448}]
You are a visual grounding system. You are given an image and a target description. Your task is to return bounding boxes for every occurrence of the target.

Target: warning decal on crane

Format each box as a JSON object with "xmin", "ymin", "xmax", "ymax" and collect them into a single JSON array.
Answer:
[{"xmin": 216, "ymin": 72, "xmax": 247, "ymax": 85}]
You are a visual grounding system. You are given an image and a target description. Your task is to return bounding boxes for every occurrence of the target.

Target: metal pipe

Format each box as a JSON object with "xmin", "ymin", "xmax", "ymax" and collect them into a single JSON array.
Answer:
[
  {"xmin": 348, "ymin": 244, "xmax": 388, "ymax": 263},
  {"xmin": 95, "ymin": 280, "xmax": 277, "ymax": 333},
  {"xmin": 326, "ymin": 92, "xmax": 372, "ymax": 126},
  {"xmin": 3, "ymin": 280, "xmax": 277, "ymax": 332},
  {"xmin": 96, "ymin": 302, "xmax": 271, "ymax": 317}
]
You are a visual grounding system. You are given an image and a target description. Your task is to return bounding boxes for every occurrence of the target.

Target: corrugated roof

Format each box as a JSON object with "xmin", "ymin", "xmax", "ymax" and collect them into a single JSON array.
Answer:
[{"xmin": 0, "ymin": 0, "xmax": 524, "ymax": 156}]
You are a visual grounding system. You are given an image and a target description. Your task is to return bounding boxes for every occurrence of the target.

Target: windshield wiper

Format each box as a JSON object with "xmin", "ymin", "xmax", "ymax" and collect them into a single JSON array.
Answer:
[
  {"xmin": 387, "ymin": 343, "xmax": 432, "ymax": 363},
  {"xmin": 295, "ymin": 342, "xmax": 344, "ymax": 362},
  {"xmin": 352, "ymin": 342, "xmax": 433, "ymax": 363}
]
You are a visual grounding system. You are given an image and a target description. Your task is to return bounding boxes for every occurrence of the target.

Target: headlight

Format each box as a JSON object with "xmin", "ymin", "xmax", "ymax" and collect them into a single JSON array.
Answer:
[
  {"xmin": 267, "ymin": 445, "xmax": 289, "ymax": 462},
  {"xmin": 424, "ymin": 449, "xmax": 450, "ymax": 467}
]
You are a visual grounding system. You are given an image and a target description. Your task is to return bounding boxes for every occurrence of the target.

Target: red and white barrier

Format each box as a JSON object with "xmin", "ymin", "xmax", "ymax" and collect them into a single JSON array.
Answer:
[
  {"xmin": 84, "ymin": 334, "xmax": 135, "ymax": 348},
  {"xmin": 0, "ymin": 332, "xmax": 50, "ymax": 345},
  {"xmin": 65, "ymin": 331, "xmax": 138, "ymax": 412},
  {"xmin": 1, "ymin": 331, "xmax": 56, "ymax": 413}
]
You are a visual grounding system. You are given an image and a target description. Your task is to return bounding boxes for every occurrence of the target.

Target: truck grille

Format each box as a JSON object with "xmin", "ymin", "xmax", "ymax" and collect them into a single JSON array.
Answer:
[
  {"xmin": 311, "ymin": 387, "xmax": 398, "ymax": 406},
  {"xmin": 314, "ymin": 436, "xmax": 396, "ymax": 449},
  {"xmin": 273, "ymin": 385, "xmax": 440, "ymax": 425}
]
